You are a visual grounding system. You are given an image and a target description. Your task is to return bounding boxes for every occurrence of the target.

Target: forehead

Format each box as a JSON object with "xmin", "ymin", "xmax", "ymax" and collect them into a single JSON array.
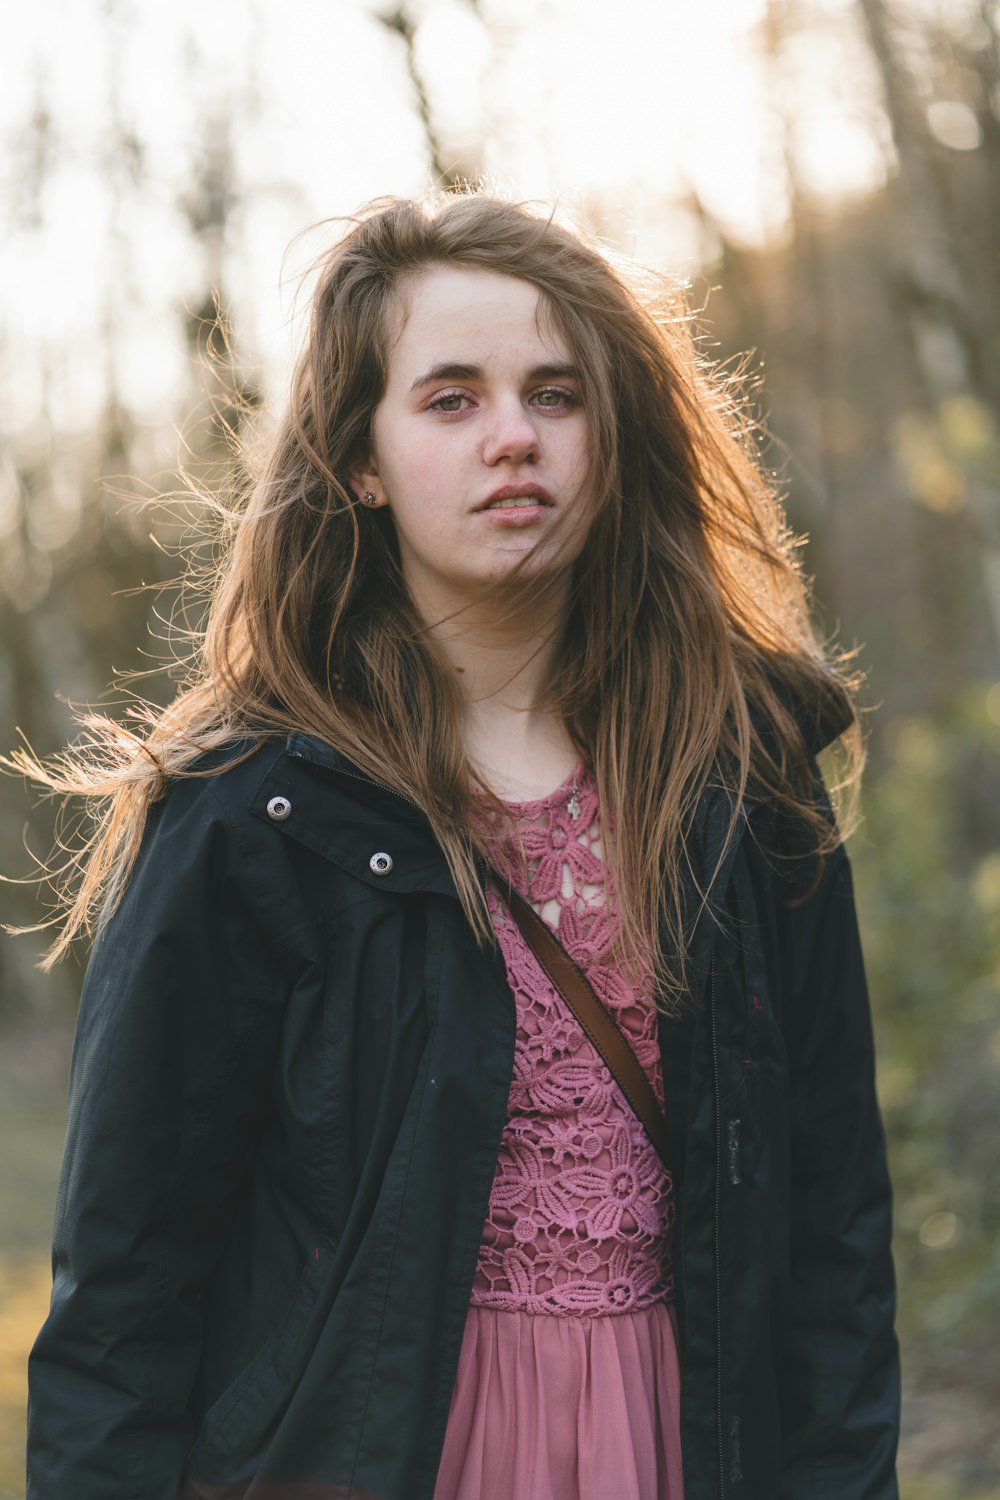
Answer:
[{"xmin": 386, "ymin": 266, "xmax": 569, "ymax": 378}]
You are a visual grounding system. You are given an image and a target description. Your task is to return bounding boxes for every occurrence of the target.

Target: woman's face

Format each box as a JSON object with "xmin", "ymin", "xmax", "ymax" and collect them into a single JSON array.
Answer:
[{"xmin": 354, "ymin": 266, "xmax": 593, "ymax": 615}]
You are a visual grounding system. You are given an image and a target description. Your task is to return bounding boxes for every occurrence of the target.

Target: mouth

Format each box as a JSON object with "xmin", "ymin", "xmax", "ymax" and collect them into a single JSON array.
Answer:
[
  {"xmin": 483, "ymin": 497, "xmax": 549, "ymax": 510},
  {"xmin": 476, "ymin": 483, "xmax": 554, "ymax": 512}
]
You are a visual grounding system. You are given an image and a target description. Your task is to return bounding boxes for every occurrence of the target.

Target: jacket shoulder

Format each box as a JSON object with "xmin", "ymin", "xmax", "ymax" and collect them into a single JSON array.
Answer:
[
  {"xmin": 163, "ymin": 732, "xmax": 285, "ymax": 788},
  {"xmin": 105, "ymin": 733, "xmax": 320, "ymax": 965},
  {"xmin": 754, "ymin": 661, "xmax": 855, "ymax": 759},
  {"xmin": 145, "ymin": 733, "xmax": 287, "ymax": 827}
]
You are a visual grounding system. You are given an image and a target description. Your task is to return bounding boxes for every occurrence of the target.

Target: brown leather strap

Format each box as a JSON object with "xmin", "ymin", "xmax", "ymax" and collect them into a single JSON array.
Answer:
[{"xmin": 493, "ymin": 873, "xmax": 671, "ymax": 1173}]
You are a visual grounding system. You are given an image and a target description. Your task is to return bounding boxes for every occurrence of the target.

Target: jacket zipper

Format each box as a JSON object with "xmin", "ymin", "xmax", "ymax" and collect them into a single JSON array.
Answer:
[{"xmin": 709, "ymin": 955, "xmax": 726, "ymax": 1498}]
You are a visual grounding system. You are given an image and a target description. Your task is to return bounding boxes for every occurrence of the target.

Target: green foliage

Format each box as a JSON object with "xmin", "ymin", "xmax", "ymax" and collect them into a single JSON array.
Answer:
[{"xmin": 852, "ymin": 687, "xmax": 1000, "ymax": 1418}]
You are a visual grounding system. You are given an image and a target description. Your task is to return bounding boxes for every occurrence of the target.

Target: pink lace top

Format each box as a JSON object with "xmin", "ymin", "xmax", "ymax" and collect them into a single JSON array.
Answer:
[{"xmin": 468, "ymin": 760, "xmax": 676, "ymax": 1318}]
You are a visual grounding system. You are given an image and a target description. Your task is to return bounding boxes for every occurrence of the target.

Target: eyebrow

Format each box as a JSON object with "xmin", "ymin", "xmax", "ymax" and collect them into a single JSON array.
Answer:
[{"xmin": 408, "ymin": 361, "xmax": 581, "ymax": 393}]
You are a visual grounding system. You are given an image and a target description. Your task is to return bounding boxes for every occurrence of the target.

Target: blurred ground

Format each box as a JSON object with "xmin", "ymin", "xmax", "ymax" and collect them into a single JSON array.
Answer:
[{"xmin": 0, "ymin": 1025, "xmax": 70, "ymax": 1498}]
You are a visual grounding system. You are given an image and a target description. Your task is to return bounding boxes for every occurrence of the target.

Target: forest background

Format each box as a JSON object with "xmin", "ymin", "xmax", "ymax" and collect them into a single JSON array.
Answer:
[{"xmin": 1, "ymin": 0, "xmax": 998, "ymax": 1495}]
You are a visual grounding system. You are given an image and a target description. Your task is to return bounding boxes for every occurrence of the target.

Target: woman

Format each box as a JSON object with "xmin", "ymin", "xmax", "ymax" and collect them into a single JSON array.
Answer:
[{"xmin": 10, "ymin": 190, "xmax": 900, "ymax": 1499}]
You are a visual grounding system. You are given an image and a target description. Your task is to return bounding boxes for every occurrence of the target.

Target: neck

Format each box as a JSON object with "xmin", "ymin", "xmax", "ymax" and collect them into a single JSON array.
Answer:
[{"xmin": 409, "ymin": 574, "xmax": 580, "ymax": 796}]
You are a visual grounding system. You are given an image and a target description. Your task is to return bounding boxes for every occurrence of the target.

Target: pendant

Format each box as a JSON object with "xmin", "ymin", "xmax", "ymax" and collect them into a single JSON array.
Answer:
[{"xmin": 567, "ymin": 775, "xmax": 581, "ymax": 821}]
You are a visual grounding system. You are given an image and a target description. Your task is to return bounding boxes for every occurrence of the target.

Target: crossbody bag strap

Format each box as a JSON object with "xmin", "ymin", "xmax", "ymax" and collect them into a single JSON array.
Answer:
[{"xmin": 493, "ymin": 874, "xmax": 671, "ymax": 1173}]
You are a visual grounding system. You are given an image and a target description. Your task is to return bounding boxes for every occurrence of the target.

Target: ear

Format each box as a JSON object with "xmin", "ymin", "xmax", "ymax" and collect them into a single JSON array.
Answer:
[{"xmin": 347, "ymin": 446, "xmax": 386, "ymax": 506}]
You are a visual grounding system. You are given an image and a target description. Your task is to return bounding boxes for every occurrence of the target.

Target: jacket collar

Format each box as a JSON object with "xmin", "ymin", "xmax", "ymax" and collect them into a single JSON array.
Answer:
[
  {"xmin": 257, "ymin": 687, "xmax": 844, "ymax": 924},
  {"xmin": 284, "ymin": 731, "xmax": 433, "ymax": 830},
  {"xmin": 247, "ymin": 731, "xmax": 463, "ymax": 899},
  {"xmin": 260, "ymin": 729, "xmax": 758, "ymax": 906}
]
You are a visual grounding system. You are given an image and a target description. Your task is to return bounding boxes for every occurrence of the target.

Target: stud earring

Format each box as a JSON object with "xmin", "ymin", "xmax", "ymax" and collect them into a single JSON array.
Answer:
[{"xmin": 363, "ymin": 491, "xmax": 378, "ymax": 506}]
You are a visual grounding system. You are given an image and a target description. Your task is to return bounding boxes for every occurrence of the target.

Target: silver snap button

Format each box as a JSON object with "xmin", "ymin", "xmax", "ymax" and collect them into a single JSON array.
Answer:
[
  {"xmin": 369, "ymin": 851, "xmax": 393, "ymax": 876},
  {"xmin": 266, "ymin": 795, "xmax": 292, "ymax": 821}
]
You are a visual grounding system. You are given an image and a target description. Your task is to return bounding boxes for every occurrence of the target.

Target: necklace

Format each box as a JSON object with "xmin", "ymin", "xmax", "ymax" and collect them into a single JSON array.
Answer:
[{"xmin": 567, "ymin": 771, "xmax": 581, "ymax": 821}]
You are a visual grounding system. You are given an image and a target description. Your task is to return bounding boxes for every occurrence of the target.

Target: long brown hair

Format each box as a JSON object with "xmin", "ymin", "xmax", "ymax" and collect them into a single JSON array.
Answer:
[{"xmin": 1, "ymin": 189, "xmax": 863, "ymax": 1005}]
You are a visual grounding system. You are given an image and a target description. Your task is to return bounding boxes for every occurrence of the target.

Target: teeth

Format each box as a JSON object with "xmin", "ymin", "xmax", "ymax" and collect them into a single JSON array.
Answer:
[{"xmin": 487, "ymin": 497, "xmax": 541, "ymax": 509}]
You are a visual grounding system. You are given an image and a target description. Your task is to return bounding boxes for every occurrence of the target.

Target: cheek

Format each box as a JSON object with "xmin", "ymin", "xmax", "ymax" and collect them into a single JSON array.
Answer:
[
  {"xmin": 561, "ymin": 423, "xmax": 594, "ymax": 506},
  {"xmin": 385, "ymin": 454, "xmax": 456, "ymax": 520},
  {"xmin": 575, "ymin": 436, "xmax": 593, "ymax": 486},
  {"xmin": 378, "ymin": 443, "xmax": 464, "ymax": 547},
  {"xmin": 377, "ymin": 421, "xmax": 463, "ymax": 499},
  {"xmin": 561, "ymin": 427, "xmax": 598, "ymax": 545},
  {"xmin": 561, "ymin": 413, "xmax": 592, "ymax": 476}
]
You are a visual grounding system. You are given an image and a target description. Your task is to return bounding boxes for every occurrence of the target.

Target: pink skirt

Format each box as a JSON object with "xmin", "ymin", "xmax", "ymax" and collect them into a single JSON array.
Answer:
[{"xmin": 433, "ymin": 1300, "xmax": 685, "ymax": 1500}]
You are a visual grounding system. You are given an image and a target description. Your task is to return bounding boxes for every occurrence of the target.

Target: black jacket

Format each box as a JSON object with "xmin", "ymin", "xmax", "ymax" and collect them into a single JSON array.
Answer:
[{"xmin": 27, "ymin": 724, "xmax": 900, "ymax": 1500}]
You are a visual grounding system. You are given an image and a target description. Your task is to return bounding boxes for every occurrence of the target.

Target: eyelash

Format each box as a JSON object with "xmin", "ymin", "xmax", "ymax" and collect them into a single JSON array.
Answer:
[{"xmin": 427, "ymin": 386, "xmax": 581, "ymax": 416}]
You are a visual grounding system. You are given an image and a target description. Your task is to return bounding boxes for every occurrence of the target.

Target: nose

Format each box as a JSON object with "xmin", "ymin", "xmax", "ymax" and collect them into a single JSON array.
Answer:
[{"xmin": 480, "ymin": 397, "xmax": 539, "ymax": 466}]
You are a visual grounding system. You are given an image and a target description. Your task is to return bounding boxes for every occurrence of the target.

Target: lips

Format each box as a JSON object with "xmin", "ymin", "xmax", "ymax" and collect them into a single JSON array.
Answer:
[{"xmin": 476, "ymin": 482, "xmax": 554, "ymax": 511}]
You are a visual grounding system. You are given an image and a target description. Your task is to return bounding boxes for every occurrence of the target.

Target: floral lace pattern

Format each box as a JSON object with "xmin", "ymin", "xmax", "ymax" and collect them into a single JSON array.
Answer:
[{"xmin": 469, "ymin": 762, "xmax": 675, "ymax": 1317}]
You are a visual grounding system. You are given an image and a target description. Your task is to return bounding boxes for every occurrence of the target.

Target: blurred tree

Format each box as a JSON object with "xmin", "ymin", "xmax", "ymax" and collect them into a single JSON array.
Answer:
[
  {"xmin": 0, "ymin": 5, "xmax": 261, "ymax": 1005},
  {"xmin": 858, "ymin": 0, "xmax": 1000, "ymax": 663},
  {"xmin": 852, "ymin": 695, "xmax": 1000, "ymax": 1489},
  {"xmin": 376, "ymin": 0, "xmax": 486, "ymax": 186}
]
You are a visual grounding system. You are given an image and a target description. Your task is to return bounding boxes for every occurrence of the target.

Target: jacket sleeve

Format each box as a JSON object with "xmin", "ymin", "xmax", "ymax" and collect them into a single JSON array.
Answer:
[
  {"xmin": 26, "ymin": 774, "xmax": 297, "ymax": 1500},
  {"xmin": 773, "ymin": 769, "xmax": 901, "ymax": 1498}
]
